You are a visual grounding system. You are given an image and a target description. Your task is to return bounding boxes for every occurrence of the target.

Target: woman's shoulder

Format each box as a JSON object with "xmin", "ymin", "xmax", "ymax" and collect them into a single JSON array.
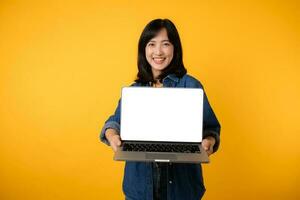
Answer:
[
  {"xmin": 180, "ymin": 74, "xmax": 204, "ymax": 88},
  {"xmin": 130, "ymin": 82, "xmax": 142, "ymax": 87}
]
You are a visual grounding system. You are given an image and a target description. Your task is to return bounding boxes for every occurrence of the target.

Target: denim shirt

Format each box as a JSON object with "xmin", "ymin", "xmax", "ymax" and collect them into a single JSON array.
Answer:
[{"xmin": 100, "ymin": 74, "xmax": 221, "ymax": 200}]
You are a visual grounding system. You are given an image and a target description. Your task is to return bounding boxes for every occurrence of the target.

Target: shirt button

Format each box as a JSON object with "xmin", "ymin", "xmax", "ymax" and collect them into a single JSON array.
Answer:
[{"xmin": 169, "ymin": 181, "xmax": 172, "ymax": 184}]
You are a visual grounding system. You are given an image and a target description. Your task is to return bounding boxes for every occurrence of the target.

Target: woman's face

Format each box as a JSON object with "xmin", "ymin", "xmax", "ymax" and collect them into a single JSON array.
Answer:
[{"xmin": 145, "ymin": 28, "xmax": 174, "ymax": 79}]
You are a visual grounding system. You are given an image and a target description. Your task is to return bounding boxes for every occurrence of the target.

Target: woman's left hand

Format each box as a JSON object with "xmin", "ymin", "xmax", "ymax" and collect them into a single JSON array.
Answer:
[{"xmin": 201, "ymin": 136, "xmax": 216, "ymax": 156}]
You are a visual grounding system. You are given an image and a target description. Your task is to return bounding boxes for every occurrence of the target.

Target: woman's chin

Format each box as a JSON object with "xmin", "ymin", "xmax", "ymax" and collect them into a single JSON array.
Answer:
[{"xmin": 151, "ymin": 65, "xmax": 167, "ymax": 71}]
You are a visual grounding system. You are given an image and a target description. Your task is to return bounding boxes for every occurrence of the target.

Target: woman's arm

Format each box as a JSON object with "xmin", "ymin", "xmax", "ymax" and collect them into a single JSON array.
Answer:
[
  {"xmin": 105, "ymin": 128, "xmax": 121, "ymax": 152},
  {"xmin": 185, "ymin": 76, "xmax": 221, "ymax": 153},
  {"xmin": 99, "ymin": 99, "xmax": 121, "ymax": 145},
  {"xmin": 202, "ymin": 92, "xmax": 221, "ymax": 153}
]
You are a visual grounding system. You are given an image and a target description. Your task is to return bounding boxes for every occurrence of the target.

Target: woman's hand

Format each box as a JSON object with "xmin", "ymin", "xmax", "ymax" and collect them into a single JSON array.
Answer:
[
  {"xmin": 201, "ymin": 136, "xmax": 216, "ymax": 156},
  {"xmin": 105, "ymin": 129, "xmax": 122, "ymax": 152}
]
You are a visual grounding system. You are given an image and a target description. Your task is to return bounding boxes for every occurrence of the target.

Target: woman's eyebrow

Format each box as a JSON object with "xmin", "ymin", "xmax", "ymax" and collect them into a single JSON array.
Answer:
[{"xmin": 148, "ymin": 39, "xmax": 170, "ymax": 42}]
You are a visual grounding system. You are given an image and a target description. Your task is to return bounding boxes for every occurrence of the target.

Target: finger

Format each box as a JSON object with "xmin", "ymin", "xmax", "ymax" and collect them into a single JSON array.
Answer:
[
  {"xmin": 207, "ymin": 145, "xmax": 214, "ymax": 156},
  {"xmin": 109, "ymin": 139, "xmax": 117, "ymax": 152},
  {"xmin": 111, "ymin": 137, "xmax": 121, "ymax": 152},
  {"xmin": 207, "ymin": 149, "xmax": 213, "ymax": 156},
  {"xmin": 115, "ymin": 136, "xmax": 121, "ymax": 146},
  {"xmin": 110, "ymin": 135, "xmax": 120, "ymax": 145},
  {"xmin": 111, "ymin": 143, "xmax": 117, "ymax": 152},
  {"xmin": 201, "ymin": 140, "xmax": 210, "ymax": 151}
]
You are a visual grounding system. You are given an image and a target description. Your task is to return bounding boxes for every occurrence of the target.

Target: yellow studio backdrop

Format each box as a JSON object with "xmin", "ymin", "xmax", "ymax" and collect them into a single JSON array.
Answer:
[{"xmin": 0, "ymin": 0, "xmax": 299, "ymax": 199}]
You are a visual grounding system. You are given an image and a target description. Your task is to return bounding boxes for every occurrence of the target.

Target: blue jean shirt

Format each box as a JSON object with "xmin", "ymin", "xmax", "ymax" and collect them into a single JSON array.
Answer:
[{"xmin": 100, "ymin": 74, "xmax": 221, "ymax": 200}]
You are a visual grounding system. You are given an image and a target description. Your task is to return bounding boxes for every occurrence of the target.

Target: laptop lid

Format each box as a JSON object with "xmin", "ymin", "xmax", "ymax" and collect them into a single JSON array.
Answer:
[{"xmin": 120, "ymin": 87, "xmax": 204, "ymax": 143}]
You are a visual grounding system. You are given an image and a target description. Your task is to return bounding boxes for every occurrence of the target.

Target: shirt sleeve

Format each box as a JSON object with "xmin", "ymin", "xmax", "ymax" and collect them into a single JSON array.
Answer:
[
  {"xmin": 186, "ymin": 78, "xmax": 221, "ymax": 153},
  {"xmin": 202, "ymin": 92, "xmax": 221, "ymax": 152},
  {"xmin": 99, "ymin": 99, "xmax": 121, "ymax": 146}
]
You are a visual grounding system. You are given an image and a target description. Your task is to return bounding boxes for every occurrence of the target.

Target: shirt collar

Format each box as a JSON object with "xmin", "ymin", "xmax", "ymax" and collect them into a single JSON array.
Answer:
[{"xmin": 163, "ymin": 74, "xmax": 179, "ymax": 83}]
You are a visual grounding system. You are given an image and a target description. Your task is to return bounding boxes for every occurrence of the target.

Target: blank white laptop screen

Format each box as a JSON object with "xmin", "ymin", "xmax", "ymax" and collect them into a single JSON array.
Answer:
[{"xmin": 120, "ymin": 87, "xmax": 204, "ymax": 142}]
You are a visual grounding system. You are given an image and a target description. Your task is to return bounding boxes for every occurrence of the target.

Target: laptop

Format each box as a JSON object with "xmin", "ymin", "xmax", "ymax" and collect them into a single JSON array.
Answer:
[{"xmin": 114, "ymin": 87, "xmax": 209, "ymax": 163}]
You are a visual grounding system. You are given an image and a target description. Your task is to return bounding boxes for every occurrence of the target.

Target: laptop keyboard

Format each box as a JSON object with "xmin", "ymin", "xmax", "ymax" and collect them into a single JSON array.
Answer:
[{"xmin": 122, "ymin": 143, "xmax": 201, "ymax": 153}]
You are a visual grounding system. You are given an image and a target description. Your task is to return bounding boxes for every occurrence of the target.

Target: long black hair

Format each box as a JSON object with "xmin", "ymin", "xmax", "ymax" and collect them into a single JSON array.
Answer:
[{"xmin": 135, "ymin": 19, "xmax": 187, "ymax": 84}]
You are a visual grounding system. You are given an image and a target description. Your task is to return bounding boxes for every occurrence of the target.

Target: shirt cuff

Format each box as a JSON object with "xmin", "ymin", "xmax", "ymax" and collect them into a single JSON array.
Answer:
[
  {"xmin": 203, "ymin": 130, "xmax": 220, "ymax": 153},
  {"xmin": 99, "ymin": 121, "xmax": 120, "ymax": 146}
]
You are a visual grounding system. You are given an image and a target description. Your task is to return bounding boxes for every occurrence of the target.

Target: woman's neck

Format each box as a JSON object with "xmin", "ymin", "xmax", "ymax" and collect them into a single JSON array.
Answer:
[
  {"xmin": 152, "ymin": 69, "xmax": 161, "ymax": 81},
  {"xmin": 153, "ymin": 80, "xmax": 163, "ymax": 88}
]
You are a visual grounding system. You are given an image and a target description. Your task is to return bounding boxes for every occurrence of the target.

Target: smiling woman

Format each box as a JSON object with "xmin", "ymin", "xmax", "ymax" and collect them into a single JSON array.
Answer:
[
  {"xmin": 135, "ymin": 19, "xmax": 187, "ymax": 86},
  {"xmin": 0, "ymin": 1, "xmax": 299, "ymax": 199},
  {"xmin": 100, "ymin": 18, "xmax": 221, "ymax": 200}
]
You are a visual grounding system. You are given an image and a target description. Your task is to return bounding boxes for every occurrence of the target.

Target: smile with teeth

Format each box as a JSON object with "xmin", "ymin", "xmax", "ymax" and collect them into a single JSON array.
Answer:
[{"xmin": 153, "ymin": 57, "xmax": 166, "ymax": 64}]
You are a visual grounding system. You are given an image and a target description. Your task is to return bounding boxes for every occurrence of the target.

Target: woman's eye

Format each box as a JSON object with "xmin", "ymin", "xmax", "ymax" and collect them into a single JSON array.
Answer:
[
  {"xmin": 148, "ymin": 43, "xmax": 155, "ymax": 47},
  {"xmin": 163, "ymin": 43, "xmax": 170, "ymax": 46}
]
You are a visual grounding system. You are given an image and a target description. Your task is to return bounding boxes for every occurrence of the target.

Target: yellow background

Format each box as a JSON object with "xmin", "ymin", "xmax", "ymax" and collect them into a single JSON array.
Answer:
[{"xmin": 0, "ymin": 0, "xmax": 299, "ymax": 199}]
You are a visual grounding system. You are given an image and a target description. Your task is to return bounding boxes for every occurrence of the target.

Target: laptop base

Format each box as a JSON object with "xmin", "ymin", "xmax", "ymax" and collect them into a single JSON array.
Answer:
[{"xmin": 114, "ymin": 145, "xmax": 209, "ymax": 163}]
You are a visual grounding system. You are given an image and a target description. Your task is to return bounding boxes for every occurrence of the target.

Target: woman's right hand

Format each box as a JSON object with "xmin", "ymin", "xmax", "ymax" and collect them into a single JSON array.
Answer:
[{"xmin": 105, "ymin": 128, "xmax": 122, "ymax": 152}]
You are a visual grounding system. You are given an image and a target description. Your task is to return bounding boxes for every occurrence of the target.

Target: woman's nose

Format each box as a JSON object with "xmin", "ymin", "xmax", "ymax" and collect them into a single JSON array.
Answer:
[{"xmin": 154, "ymin": 45, "xmax": 163, "ymax": 55}]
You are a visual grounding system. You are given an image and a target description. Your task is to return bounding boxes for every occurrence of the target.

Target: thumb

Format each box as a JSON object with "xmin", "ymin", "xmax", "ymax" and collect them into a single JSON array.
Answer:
[
  {"xmin": 202, "ymin": 140, "xmax": 210, "ymax": 150},
  {"xmin": 116, "ymin": 139, "xmax": 121, "ymax": 146},
  {"xmin": 116, "ymin": 136, "xmax": 121, "ymax": 146}
]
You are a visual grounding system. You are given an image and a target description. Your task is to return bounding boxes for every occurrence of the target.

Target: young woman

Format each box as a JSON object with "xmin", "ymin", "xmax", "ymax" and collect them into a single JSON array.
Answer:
[{"xmin": 100, "ymin": 19, "xmax": 221, "ymax": 200}]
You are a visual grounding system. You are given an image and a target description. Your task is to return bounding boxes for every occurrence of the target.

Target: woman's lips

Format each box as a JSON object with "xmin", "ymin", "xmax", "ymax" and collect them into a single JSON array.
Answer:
[{"xmin": 153, "ymin": 58, "xmax": 165, "ymax": 64}]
